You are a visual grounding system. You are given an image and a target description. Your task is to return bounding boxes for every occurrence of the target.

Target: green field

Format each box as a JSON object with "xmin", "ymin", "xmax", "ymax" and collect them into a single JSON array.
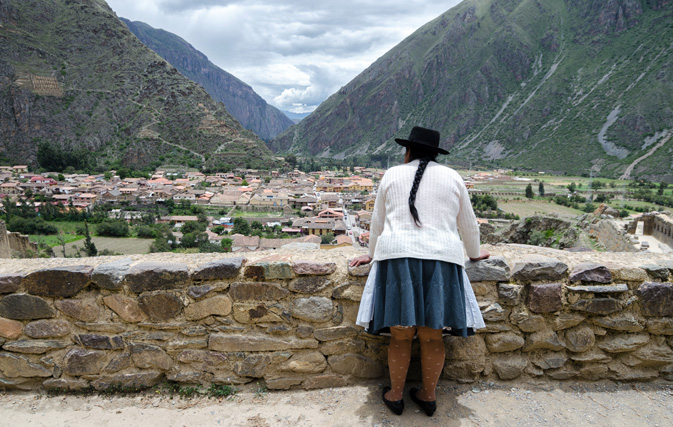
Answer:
[
  {"xmin": 59, "ymin": 237, "xmax": 152, "ymax": 257},
  {"xmin": 498, "ymin": 200, "xmax": 584, "ymax": 219}
]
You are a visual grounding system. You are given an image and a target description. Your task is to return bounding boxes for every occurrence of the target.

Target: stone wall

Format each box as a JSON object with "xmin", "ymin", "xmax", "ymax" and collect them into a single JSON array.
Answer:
[
  {"xmin": 589, "ymin": 219, "xmax": 638, "ymax": 252},
  {"xmin": 0, "ymin": 220, "xmax": 38, "ymax": 259},
  {"xmin": 0, "ymin": 250, "xmax": 673, "ymax": 392},
  {"xmin": 652, "ymin": 215, "xmax": 673, "ymax": 249}
]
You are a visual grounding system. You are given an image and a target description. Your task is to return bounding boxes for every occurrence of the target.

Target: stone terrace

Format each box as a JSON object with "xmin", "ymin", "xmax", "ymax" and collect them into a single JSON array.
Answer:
[{"xmin": 0, "ymin": 245, "xmax": 672, "ymax": 391}]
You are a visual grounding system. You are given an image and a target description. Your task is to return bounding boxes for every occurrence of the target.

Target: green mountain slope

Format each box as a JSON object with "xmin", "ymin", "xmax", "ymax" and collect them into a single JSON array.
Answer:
[
  {"xmin": 121, "ymin": 18, "xmax": 294, "ymax": 142},
  {"xmin": 271, "ymin": 0, "xmax": 673, "ymax": 181},
  {"xmin": 0, "ymin": 0, "xmax": 277, "ymax": 172}
]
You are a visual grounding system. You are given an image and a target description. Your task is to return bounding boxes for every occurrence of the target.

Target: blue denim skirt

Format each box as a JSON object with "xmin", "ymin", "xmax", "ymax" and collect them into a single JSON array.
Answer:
[{"xmin": 368, "ymin": 258, "xmax": 473, "ymax": 337}]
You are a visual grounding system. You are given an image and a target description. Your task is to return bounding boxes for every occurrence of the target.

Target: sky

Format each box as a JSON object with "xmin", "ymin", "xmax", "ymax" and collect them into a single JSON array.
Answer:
[{"xmin": 106, "ymin": 0, "xmax": 462, "ymax": 114}]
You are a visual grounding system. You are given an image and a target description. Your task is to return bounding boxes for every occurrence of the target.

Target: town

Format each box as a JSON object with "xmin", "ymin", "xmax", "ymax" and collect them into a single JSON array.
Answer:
[{"xmin": 1, "ymin": 163, "xmax": 672, "ymax": 258}]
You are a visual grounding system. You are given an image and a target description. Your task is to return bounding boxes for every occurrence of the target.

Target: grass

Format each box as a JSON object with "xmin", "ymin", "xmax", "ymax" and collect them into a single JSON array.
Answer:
[
  {"xmin": 30, "ymin": 234, "xmax": 84, "ymax": 247},
  {"xmin": 230, "ymin": 210, "xmax": 283, "ymax": 218},
  {"xmin": 498, "ymin": 199, "xmax": 584, "ymax": 219},
  {"xmin": 60, "ymin": 236, "xmax": 152, "ymax": 257}
]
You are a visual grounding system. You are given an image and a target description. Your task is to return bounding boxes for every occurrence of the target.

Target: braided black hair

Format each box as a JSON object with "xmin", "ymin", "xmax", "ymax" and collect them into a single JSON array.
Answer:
[{"xmin": 407, "ymin": 147, "xmax": 439, "ymax": 227}]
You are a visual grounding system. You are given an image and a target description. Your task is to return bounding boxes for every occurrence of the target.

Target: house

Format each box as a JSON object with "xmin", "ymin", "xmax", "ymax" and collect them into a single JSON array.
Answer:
[
  {"xmin": 231, "ymin": 234, "xmax": 260, "ymax": 252},
  {"xmin": 364, "ymin": 198, "xmax": 376, "ymax": 211}
]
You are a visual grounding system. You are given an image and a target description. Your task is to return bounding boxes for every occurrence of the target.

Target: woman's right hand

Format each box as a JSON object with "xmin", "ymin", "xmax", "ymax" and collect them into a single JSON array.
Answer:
[
  {"xmin": 469, "ymin": 249, "xmax": 490, "ymax": 262},
  {"xmin": 349, "ymin": 254, "xmax": 372, "ymax": 267}
]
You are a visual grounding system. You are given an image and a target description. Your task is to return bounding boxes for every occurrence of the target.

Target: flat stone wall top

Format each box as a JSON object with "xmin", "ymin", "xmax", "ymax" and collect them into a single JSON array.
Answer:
[{"xmin": 2, "ymin": 244, "xmax": 673, "ymax": 276}]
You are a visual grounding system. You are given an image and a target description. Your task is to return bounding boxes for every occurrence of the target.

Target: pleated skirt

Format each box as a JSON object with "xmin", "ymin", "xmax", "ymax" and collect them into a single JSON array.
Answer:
[{"xmin": 366, "ymin": 258, "xmax": 475, "ymax": 337}]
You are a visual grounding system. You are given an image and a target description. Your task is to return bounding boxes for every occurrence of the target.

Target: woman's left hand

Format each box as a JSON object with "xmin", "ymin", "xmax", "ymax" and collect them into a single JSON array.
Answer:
[{"xmin": 349, "ymin": 255, "xmax": 372, "ymax": 267}]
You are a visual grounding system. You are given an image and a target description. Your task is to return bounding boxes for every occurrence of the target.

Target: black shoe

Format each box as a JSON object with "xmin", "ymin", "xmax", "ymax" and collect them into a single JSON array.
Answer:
[
  {"xmin": 410, "ymin": 387, "xmax": 436, "ymax": 416},
  {"xmin": 382, "ymin": 386, "xmax": 404, "ymax": 415}
]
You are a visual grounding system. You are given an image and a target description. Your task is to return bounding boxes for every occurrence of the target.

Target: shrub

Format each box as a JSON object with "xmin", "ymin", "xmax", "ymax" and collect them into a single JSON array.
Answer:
[{"xmin": 96, "ymin": 220, "xmax": 130, "ymax": 237}]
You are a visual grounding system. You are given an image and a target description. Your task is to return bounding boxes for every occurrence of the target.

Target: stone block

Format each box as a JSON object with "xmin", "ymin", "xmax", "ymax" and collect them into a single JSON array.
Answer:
[
  {"xmin": 465, "ymin": 256, "xmax": 510, "ymax": 282},
  {"xmin": 185, "ymin": 295, "xmax": 233, "ymax": 320},
  {"xmin": 646, "ymin": 318, "xmax": 673, "ymax": 335},
  {"xmin": 121, "ymin": 330, "xmax": 174, "ymax": 341},
  {"xmin": 280, "ymin": 352, "xmax": 328, "ymax": 373},
  {"xmin": 531, "ymin": 350, "xmax": 568, "ymax": 370},
  {"xmin": 91, "ymin": 258, "xmax": 132, "ymax": 290},
  {"xmin": 510, "ymin": 311, "xmax": 546, "ymax": 332},
  {"xmin": 637, "ymin": 282, "xmax": 673, "ymax": 317},
  {"xmin": 578, "ymin": 364, "xmax": 609, "ymax": 381},
  {"xmin": 54, "ymin": 298, "xmax": 99, "ymax": 322},
  {"xmin": 332, "ymin": 282, "xmax": 364, "ymax": 301},
  {"xmin": 608, "ymin": 266, "xmax": 648, "ymax": 282},
  {"xmin": 23, "ymin": 265, "xmax": 93, "ymax": 297},
  {"xmin": 319, "ymin": 339, "xmax": 366, "ymax": 356},
  {"xmin": 229, "ymin": 282, "xmax": 290, "ymax": 301},
  {"xmin": 103, "ymin": 295, "xmax": 147, "ymax": 322},
  {"xmin": 568, "ymin": 348, "xmax": 611, "ymax": 363},
  {"xmin": 187, "ymin": 283, "xmax": 229, "ymax": 299},
  {"xmin": 511, "ymin": 255, "xmax": 568, "ymax": 281},
  {"xmin": 191, "ymin": 257, "xmax": 245, "ymax": 281},
  {"xmin": 123, "ymin": 262, "xmax": 190, "ymax": 293},
  {"xmin": 75, "ymin": 322, "xmax": 126, "ymax": 333},
  {"xmin": 208, "ymin": 334, "xmax": 318, "ymax": 352},
  {"xmin": 597, "ymin": 333, "xmax": 650, "ymax": 353},
  {"xmin": 328, "ymin": 354, "xmax": 383, "ymax": 378},
  {"xmin": 24, "ymin": 319, "xmax": 70, "ymax": 339},
  {"xmin": 105, "ymin": 352, "xmax": 132, "ymax": 373},
  {"xmin": 43, "ymin": 378, "xmax": 90, "ymax": 391},
  {"xmin": 2, "ymin": 340, "xmax": 68, "ymax": 354},
  {"xmin": 288, "ymin": 277, "xmax": 331, "ymax": 294},
  {"xmin": 566, "ymin": 284, "xmax": 629, "ymax": 293},
  {"xmin": 547, "ymin": 365, "xmax": 579, "ymax": 380},
  {"xmin": 569, "ymin": 263, "xmax": 612, "ymax": 283},
  {"xmin": 347, "ymin": 262, "xmax": 371, "ymax": 277},
  {"xmin": 629, "ymin": 341, "xmax": 673, "ymax": 367},
  {"xmin": 290, "ymin": 297, "xmax": 334, "ymax": 322},
  {"xmin": 244, "ymin": 255, "xmax": 294, "ymax": 280},
  {"xmin": 481, "ymin": 302, "xmax": 507, "ymax": 322},
  {"xmin": 523, "ymin": 330, "xmax": 565, "ymax": 352},
  {"xmin": 527, "ymin": 283, "xmax": 562, "ymax": 313},
  {"xmin": 640, "ymin": 264, "xmax": 670, "ymax": 281},
  {"xmin": 232, "ymin": 303, "xmax": 287, "ymax": 323},
  {"xmin": 130, "ymin": 343, "xmax": 172, "ymax": 370},
  {"xmin": 0, "ymin": 352, "xmax": 51, "ymax": 377},
  {"xmin": 265, "ymin": 377, "xmax": 303, "ymax": 390},
  {"xmin": 497, "ymin": 284, "xmax": 523, "ymax": 306},
  {"xmin": 314, "ymin": 326, "xmax": 358, "ymax": 341},
  {"xmin": 492, "ymin": 353, "xmax": 527, "ymax": 380},
  {"xmin": 592, "ymin": 313, "xmax": 644, "ymax": 332},
  {"xmin": 177, "ymin": 350, "xmax": 229, "ymax": 371},
  {"xmin": 291, "ymin": 260, "xmax": 337, "ymax": 276},
  {"xmin": 138, "ymin": 292, "xmax": 183, "ymax": 321},
  {"xmin": 551, "ymin": 313, "xmax": 585, "ymax": 331},
  {"xmin": 0, "ymin": 317, "xmax": 24, "ymax": 339},
  {"xmin": 0, "ymin": 294, "xmax": 55, "ymax": 320},
  {"xmin": 233, "ymin": 354, "xmax": 273, "ymax": 377},
  {"xmin": 75, "ymin": 334, "xmax": 124, "ymax": 350},
  {"xmin": 444, "ymin": 335, "xmax": 487, "ymax": 382},
  {"xmin": 0, "ymin": 274, "xmax": 23, "ymax": 294},
  {"xmin": 91, "ymin": 372, "xmax": 163, "ymax": 391},
  {"xmin": 656, "ymin": 260, "xmax": 673, "ymax": 275},
  {"xmin": 485, "ymin": 332, "xmax": 525, "ymax": 353},
  {"xmin": 303, "ymin": 374, "xmax": 348, "ymax": 390},
  {"xmin": 606, "ymin": 361, "xmax": 658, "ymax": 381},
  {"xmin": 563, "ymin": 326, "xmax": 595, "ymax": 353},
  {"xmin": 63, "ymin": 348, "xmax": 108, "ymax": 376},
  {"xmin": 571, "ymin": 298, "xmax": 621, "ymax": 315},
  {"xmin": 296, "ymin": 325, "xmax": 315, "ymax": 339}
]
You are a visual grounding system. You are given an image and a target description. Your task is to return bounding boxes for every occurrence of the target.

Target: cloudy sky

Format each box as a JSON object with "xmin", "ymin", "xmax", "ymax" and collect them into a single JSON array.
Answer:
[{"xmin": 106, "ymin": 0, "xmax": 462, "ymax": 114}]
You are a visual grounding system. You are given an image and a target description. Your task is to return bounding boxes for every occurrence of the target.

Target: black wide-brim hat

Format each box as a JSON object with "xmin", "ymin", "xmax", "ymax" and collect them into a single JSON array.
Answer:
[{"xmin": 395, "ymin": 126, "xmax": 449, "ymax": 155}]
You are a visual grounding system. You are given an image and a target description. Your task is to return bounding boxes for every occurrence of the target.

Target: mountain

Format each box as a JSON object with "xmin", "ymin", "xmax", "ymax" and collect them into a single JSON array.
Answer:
[
  {"xmin": 0, "ymin": 0, "xmax": 277, "ymax": 172},
  {"xmin": 120, "ymin": 18, "xmax": 294, "ymax": 142},
  {"xmin": 270, "ymin": 0, "xmax": 673, "ymax": 182},
  {"xmin": 282, "ymin": 110, "xmax": 310, "ymax": 124}
]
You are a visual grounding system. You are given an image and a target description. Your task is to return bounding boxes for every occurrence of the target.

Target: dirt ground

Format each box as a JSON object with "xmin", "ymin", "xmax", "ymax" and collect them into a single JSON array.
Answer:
[{"xmin": 1, "ymin": 380, "xmax": 672, "ymax": 427}]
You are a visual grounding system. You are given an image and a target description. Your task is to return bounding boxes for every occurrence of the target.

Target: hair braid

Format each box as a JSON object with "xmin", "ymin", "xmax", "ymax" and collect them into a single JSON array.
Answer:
[{"xmin": 408, "ymin": 157, "xmax": 431, "ymax": 227}]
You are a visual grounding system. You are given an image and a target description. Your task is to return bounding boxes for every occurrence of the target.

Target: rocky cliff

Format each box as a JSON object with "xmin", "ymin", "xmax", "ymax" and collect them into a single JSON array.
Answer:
[
  {"xmin": 0, "ymin": 0, "xmax": 277, "ymax": 171},
  {"xmin": 121, "ymin": 19, "xmax": 294, "ymax": 142},
  {"xmin": 271, "ymin": 0, "xmax": 673, "ymax": 181}
]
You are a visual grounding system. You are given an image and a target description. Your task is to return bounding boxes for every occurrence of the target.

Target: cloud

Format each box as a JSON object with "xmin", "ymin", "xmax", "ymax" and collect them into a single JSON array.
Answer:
[{"xmin": 107, "ymin": 0, "xmax": 462, "ymax": 112}]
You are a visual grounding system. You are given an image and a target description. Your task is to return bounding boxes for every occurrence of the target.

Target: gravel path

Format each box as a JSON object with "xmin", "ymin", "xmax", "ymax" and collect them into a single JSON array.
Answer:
[{"xmin": 1, "ymin": 380, "xmax": 672, "ymax": 426}]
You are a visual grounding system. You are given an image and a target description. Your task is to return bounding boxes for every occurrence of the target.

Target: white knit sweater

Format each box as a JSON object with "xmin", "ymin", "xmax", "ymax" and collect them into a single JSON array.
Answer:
[{"xmin": 368, "ymin": 160, "xmax": 481, "ymax": 266}]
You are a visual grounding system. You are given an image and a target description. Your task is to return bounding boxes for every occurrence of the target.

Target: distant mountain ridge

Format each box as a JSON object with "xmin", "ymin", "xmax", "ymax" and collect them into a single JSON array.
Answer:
[
  {"xmin": 0, "ymin": 0, "xmax": 276, "ymax": 171},
  {"xmin": 271, "ymin": 0, "xmax": 673, "ymax": 181},
  {"xmin": 121, "ymin": 18, "xmax": 294, "ymax": 141}
]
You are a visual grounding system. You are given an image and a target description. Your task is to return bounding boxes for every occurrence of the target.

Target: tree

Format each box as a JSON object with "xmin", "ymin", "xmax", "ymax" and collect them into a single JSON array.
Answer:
[
  {"xmin": 285, "ymin": 154, "xmax": 297, "ymax": 168},
  {"xmin": 232, "ymin": 217, "xmax": 250, "ymax": 235},
  {"xmin": 320, "ymin": 233, "xmax": 335, "ymax": 244},
  {"xmin": 567, "ymin": 182, "xmax": 577, "ymax": 193},
  {"xmin": 82, "ymin": 221, "xmax": 97, "ymax": 257},
  {"xmin": 538, "ymin": 182, "xmax": 545, "ymax": 197},
  {"xmin": 525, "ymin": 183, "xmax": 534, "ymax": 199},
  {"xmin": 659, "ymin": 181, "xmax": 667, "ymax": 195},
  {"xmin": 251, "ymin": 220, "xmax": 263, "ymax": 230},
  {"xmin": 221, "ymin": 237, "xmax": 233, "ymax": 252}
]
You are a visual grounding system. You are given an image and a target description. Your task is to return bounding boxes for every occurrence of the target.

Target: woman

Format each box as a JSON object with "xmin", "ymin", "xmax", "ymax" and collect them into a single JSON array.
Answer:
[{"xmin": 350, "ymin": 126, "xmax": 489, "ymax": 417}]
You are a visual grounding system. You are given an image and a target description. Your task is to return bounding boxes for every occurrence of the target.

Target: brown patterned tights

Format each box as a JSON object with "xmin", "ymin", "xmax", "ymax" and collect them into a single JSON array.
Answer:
[{"xmin": 384, "ymin": 326, "xmax": 445, "ymax": 402}]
